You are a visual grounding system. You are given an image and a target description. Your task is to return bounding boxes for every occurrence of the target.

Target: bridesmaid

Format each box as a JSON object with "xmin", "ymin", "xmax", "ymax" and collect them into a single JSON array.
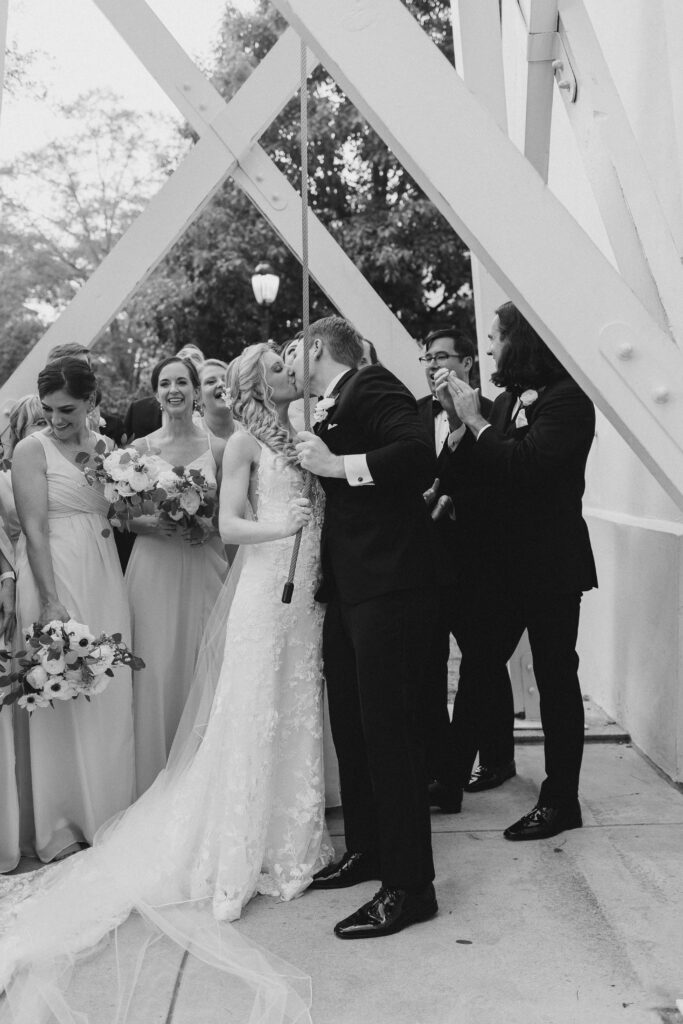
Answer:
[
  {"xmin": 11, "ymin": 358, "xmax": 135, "ymax": 862},
  {"xmin": 126, "ymin": 356, "xmax": 229, "ymax": 795},
  {"xmin": 198, "ymin": 359, "xmax": 235, "ymax": 441},
  {"xmin": 0, "ymin": 529, "xmax": 18, "ymax": 873}
]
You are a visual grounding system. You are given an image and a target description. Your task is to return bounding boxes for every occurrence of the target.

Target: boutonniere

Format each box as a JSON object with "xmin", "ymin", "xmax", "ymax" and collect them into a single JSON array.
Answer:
[
  {"xmin": 515, "ymin": 389, "xmax": 539, "ymax": 428},
  {"xmin": 313, "ymin": 395, "xmax": 337, "ymax": 425}
]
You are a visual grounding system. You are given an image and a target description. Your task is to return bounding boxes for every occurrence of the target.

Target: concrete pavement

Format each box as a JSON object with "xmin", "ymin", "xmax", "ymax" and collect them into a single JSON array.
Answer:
[{"xmin": 8, "ymin": 741, "xmax": 683, "ymax": 1023}]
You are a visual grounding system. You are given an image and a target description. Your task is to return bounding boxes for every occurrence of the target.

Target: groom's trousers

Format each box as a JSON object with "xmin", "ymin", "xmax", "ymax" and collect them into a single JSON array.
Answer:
[{"xmin": 322, "ymin": 587, "xmax": 436, "ymax": 892}]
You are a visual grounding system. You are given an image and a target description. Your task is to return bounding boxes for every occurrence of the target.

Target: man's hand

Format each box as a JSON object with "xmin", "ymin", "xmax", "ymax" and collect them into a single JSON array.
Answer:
[
  {"xmin": 295, "ymin": 431, "xmax": 346, "ymax": 478},
  {"xmin": 433, "ymin": 370, "xmax": 486, "ymax": 433},
  {"xmin": 423, "ymin": 477, "xmax": 440, "ymax": 510},
  {"xmin": 431, "ymin": 495, "xmax": 456, "ymax": 522}
]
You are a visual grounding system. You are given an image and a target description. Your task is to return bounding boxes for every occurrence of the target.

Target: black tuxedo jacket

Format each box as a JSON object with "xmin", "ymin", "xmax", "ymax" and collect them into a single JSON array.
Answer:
[
  {"xmin": 315, "ymin": 365, "xmax": 443, "ymax": 604},
  {"xmin": 443, "ymin": 377, "xmax": 598, "ymax": 595},
  {"xmin": 417, "ymin": 392, "xmax": 493, "ymax": 579},
  {"xmin": 122, "ymin": 396, "xmax": 162, "ymax": 442}
]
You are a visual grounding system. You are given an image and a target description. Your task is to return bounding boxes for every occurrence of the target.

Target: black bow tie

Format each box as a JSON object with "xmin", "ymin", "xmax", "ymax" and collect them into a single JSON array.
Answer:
[{"xmin": 432, "ymin": 399, "xmax": 445, "ymax": 416}]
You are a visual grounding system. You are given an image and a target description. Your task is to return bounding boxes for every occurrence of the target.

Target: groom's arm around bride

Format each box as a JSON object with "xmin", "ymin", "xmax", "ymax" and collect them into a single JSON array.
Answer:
[{"xmin": 293, "ymin": 316, "xmax": 444, "ymax": 940}]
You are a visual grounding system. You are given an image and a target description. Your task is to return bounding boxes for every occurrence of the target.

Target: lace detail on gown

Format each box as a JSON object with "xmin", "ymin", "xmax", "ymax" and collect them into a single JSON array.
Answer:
[{"xmin": 0, "ymin": 440, "xmax": 332, "ymax": 1024}]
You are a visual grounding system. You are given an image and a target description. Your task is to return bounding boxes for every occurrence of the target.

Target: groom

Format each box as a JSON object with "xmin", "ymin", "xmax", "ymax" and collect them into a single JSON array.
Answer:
[{"xmin": 292, "ymin": 316, "xmax": 443, "ymax": 939}]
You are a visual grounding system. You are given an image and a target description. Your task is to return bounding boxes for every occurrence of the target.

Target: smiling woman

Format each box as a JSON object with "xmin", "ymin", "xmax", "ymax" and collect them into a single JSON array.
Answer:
[
  {"xmin": 9, "ymin": 357, "xmax": 136, "ymax": 862},
  {"xmin": 124, "ymin": 357, "xmax": 230, "ymax": 796}
]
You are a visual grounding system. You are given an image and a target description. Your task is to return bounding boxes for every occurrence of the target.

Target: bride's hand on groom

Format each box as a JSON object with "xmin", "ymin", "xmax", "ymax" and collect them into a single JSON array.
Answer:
[
  {"xmin": 295, "ymin": 432, "xmax": 345, "ymax": 478},
  {"xmin": 282, "ymin": 497, "xmax": 313, "ymax": 537}
]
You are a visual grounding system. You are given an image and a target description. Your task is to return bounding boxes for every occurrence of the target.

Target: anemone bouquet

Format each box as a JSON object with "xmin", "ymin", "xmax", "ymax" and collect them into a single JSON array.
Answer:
[{"xmin": 0, "ymin": 618, "xmax": 145, "ymax": 714}]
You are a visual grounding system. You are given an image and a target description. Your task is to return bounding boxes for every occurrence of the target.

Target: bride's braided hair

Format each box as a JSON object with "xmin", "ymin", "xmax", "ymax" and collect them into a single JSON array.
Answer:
[{"xmin": 227, "ymin": 343, "xmax": 298, "ymax": 466}]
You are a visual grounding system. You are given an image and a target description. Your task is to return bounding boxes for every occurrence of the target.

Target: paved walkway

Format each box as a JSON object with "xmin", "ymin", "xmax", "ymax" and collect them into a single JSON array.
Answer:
[{"xmin": 9, "ymin": 741, "xmax": 683, "ymax": 1023}]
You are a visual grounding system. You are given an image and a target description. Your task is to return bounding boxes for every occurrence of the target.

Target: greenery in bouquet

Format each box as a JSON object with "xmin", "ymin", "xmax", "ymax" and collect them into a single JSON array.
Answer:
[
  {"xmin": 0, "ymin": 618, "xmax": 145, "ymax": 713},
  {"xmin": 155, "ymin": 465, "xmax": 218, "ymax": 543},
  {"xmin": 78, "ymin": 443, "xmax": 166, "ymax": 534}
]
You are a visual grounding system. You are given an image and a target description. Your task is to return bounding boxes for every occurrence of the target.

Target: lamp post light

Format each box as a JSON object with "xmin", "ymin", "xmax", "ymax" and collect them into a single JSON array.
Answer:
[{"xmin": 251, "ymin": 261, "xmax": 280, "ymax": 342}]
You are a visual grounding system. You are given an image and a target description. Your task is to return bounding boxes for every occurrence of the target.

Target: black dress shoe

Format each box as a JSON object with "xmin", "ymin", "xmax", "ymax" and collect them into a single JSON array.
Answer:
[
  {"xmin": 334, "ymin": 883, "xmax": 438, "ymax": 939},
  {"xmin": 465, "ymin": 759, "xmax": 516, "ymax": 793},
  {"xmin": 504, "ymin": 802, "xmax": 582, "ymax": 841},
  {"xmin": 309, "ymin": 851, "xmax": 381, "ymax": 890},
  {"xmin": 428, "ymin": 780, "xmax": 462, "ymax": 814}
]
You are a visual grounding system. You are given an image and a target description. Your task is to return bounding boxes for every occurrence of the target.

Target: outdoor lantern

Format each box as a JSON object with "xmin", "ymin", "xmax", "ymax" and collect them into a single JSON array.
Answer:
[{"xmin": 251, "ymin": 262, "xmax": 280, "ymax": 307}]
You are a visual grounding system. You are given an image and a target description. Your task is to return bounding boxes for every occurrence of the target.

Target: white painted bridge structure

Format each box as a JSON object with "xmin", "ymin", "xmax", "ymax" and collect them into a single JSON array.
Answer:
[{"xmin": 1, "ymin": 0, "xmax": 683, "ymax": 785}]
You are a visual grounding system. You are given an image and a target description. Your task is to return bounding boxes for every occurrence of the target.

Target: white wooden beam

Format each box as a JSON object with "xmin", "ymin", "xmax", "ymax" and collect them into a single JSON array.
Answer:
[
  {"xmin": 557, "ymin": 0, "xmax": 683, "ymax": 344},
  {"xmin": 507, "ymin": 0, "xmax": 558, "ymax": 180},
  {"xmin": 0, "ymin": 6, "xmax": 423, "ymax": 405},
  {"xmin": 451, "ymin": 0, "xmax": 509, "ymax": 396},
  {"xmin": 269, "ymin": 0, "xmax": 683, "ymax": 507}
]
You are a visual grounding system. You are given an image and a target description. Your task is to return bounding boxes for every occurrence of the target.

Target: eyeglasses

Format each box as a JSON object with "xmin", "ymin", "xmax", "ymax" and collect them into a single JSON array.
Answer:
[{"xmin": 419, "ymin": 351, "xmax": 465, "ymax": 365}]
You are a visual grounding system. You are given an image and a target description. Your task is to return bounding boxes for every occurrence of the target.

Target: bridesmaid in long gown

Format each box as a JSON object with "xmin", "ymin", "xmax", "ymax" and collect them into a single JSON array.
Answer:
[
  {"xmin": 0, "ymin": 395, "xmax": 47, "ymax": 872},
  {"xmin": 126, "ymin": 356, "xmax": 229, "ymax": 795},
  {"xmin": 0, "ymin": 531, "xmax": 18, "ymax": 873},
  {"xmin": 10, "ymin": 358, "xmax": 135, "ymax": 862}
]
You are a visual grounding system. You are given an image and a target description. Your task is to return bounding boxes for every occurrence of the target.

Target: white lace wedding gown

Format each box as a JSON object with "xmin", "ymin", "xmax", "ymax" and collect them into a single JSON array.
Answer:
[{"xmin": 0, "ymin": 441, "xmax": 333, "ymax": 1024}]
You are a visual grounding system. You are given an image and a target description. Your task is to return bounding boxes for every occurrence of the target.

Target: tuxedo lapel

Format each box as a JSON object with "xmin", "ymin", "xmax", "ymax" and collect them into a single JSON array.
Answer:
[{"xmin": 314, "ymin": 368, "xmax": 357, "ymax": 436}]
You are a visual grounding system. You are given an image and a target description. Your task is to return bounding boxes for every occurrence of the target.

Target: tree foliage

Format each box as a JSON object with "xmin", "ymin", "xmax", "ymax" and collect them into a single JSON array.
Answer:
[{"xmin": 1, "ymin": 1, "xmax": 473, "ymax": 410}]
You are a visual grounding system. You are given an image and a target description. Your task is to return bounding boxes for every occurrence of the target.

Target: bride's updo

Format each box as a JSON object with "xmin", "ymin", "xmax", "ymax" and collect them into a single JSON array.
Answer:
[{"xmin": 227, "ymin": 343, "xmax": 298, "ymax": 465}]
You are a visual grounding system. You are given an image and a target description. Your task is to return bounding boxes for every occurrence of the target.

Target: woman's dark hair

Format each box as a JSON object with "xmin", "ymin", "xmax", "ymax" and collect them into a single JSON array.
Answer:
[
  {"xmin": 151, "ymin": 356, "xmax": 200, "ymax": 392},
  {"xmin": 37, "ymin": 357, "xmax": 98, "ymax": 401},
  {"xmin": 491, "ymin": 301, "xmax": 568, "ymax": 391}
]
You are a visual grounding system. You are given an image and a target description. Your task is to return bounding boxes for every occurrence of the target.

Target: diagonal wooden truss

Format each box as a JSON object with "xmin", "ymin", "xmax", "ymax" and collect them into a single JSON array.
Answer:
[{"xmin": 3, "ymin": 0, "xmax": 683, "ymax": 508}]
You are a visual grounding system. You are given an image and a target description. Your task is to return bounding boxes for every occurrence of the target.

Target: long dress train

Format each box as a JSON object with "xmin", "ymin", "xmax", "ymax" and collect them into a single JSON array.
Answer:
[{"xmin": 0, "ymin": 441, "xmax": 333, "ymax": 1024}]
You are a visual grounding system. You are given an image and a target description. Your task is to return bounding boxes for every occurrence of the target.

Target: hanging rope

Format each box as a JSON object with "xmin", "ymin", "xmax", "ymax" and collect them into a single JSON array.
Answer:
[{"xmin": 282, "ymin": 40, "xmax": 312, "ymax": 604}]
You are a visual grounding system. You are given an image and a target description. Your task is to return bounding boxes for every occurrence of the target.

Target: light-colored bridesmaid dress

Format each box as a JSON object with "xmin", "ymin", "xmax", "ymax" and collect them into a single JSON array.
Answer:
[
  {"xmin": 0, "ymin": 510, "xmax": 19, "ymax": 873},
  {"xmin": 125, "ymin": 439, "xmax": 228, "ymax": 795},
  {"xmin": 13, "ymin": 432, "xmax": 135, "ymax": 862}
]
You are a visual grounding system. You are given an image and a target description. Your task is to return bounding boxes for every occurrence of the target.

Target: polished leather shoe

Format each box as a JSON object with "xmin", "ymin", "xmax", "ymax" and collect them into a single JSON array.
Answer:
[
  {"xmin": 428, "ymin": 780, "xmax": 462, "ymax": 814},
  {"xmin": 504, "ymin": 802, "xmax": 582, "ymax": 841},
  {"xmin": 309, "ymin": 851, "xmax": 381, "ymax": 890},
  {"xmin": 334, "ymin": 883, "xmax": 438, "ymax": 939},
  {"xmin": 465, "ymin": 759, "xmax": 516, "ymax": 793}
]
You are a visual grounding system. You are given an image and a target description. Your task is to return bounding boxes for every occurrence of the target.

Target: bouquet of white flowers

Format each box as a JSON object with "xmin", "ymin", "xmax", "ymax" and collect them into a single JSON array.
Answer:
[
  {"xmin": 79, "ymin": 444, "xmax": 216, "ymax": 543},
  {"xmin": 155, "ymin": 465, "xmax": 218, "ymax": 543},
  {"xmin": 0, "ymin": 618, "xmax": 145, "ymax": 713},
  {"xmin": 79, "ymin": 443, "xmax": 164, "ymax": 533}
]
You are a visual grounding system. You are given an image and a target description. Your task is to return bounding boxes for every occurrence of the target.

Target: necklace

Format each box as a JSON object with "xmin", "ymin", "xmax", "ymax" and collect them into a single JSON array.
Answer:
[{"xmin": 50, "ymin": 429, "xmax": 94, "ymax": 452}]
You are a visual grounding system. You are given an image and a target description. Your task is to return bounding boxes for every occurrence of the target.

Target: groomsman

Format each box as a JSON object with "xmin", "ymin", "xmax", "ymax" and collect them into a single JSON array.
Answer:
[
  {"xmin": 417, "ymin": 329, "xmax": 515, "ymax": 810},
  {"xmin": 293, "ymin": 316, "xmax": 442, "ymax": 939},
  {"xmin": 437, "ymin": 302, "xmax": 597, "ymax": 841}
]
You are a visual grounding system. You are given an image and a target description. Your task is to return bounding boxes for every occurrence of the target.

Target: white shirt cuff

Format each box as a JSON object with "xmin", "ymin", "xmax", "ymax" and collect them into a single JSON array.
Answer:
[
  {"xmin": 345, "ymin": 453, "xmax": 374, "ymax": 486},
  {"xmin": 476, "ymin": 423, "xmax": 492, "ymax": 441},
  {"xmin": 447, "ymin": 424, "xmax": 467, "ymax": 451}
]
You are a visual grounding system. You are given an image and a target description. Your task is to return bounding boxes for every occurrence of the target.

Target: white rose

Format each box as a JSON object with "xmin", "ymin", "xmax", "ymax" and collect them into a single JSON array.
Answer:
[
  {"xmin": 85, "ymin": 675, "xmax": 110, "ymax": 695},
  {"xmin": 102, "ymin": 453, "xmax": 131, "ymax": 482},
  {"xmin": 179, "ymin": 489, "xmax": 201, "ymax": 515},
  {"xmin": 157, "ymin": 469, "xmax": 182, "ymax": 495},
  {"xmin": 25, "ymin": 664, "xmax": 49, "ymax": 690},
  {"xmin": 128, "ymin": 467, "xmax": 156, "ymax": 493},
  {"xmin": 64, "ymin": 666, "xmax": 85, "ymax": 685},
  {"xmin": 38, "ymin": 649, "xmax": 66, "ymax": 675}
]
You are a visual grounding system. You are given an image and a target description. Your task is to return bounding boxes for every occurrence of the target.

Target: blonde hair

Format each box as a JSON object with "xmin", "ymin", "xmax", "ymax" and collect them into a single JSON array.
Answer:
[
  {"xmin": 227, "ymin": 343, "xmax": 297, "ymax": 465},
  {"xmin": 6, "ymin": 394, "xmax": 45, "ymax": 458}
]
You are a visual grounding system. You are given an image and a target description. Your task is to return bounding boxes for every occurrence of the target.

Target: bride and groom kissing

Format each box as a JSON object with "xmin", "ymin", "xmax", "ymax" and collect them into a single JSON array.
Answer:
[{"xmin": 0, "ymin": 316, "xmax": 442, "ymax": 1023}]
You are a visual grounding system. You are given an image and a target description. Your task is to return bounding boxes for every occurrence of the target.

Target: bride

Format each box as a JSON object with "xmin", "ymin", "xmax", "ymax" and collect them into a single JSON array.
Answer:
[{"xmin": 0, "ymin": 342, "xmax": 334, "ymax": 1024}]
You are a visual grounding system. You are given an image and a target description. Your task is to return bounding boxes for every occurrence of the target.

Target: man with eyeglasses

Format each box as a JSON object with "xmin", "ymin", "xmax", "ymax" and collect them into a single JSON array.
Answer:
[{"xmin": 417, "ymin": 328, "xmax": 509, "ymax": 814}]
